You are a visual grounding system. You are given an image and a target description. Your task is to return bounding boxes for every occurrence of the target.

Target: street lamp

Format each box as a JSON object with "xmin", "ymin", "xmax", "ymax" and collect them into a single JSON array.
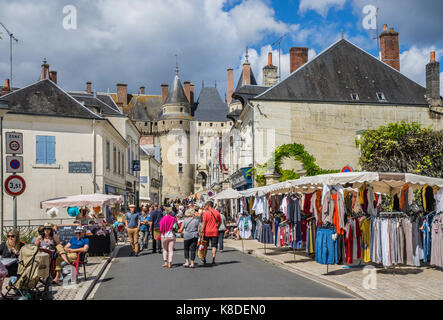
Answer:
[{"xmin": 0, "ymin": 22, "xmax": 19, "ymax": 88}]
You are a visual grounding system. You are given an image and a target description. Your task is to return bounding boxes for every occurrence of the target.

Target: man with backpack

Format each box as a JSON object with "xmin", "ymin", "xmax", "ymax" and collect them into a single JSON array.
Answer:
[{"xmin": 200, "ymin": 201, "xmax": 222, "ymax": 265}]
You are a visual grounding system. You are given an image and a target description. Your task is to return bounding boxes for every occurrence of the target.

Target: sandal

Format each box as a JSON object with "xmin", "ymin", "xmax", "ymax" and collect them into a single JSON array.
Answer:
[
  {"xmin": 168, "ymin": 263, "xmax": 172, "ymax": 269},
  {"xmin": 183, "ymin": 263, "xmax": 189, "ymax": 268},
  {"xmin": 162, "ymin": 262, "xmax": 168, "ymax": 267},
  {"xmin": 189, "ymin": 264, "xmax": 195, "ymax": 268}
]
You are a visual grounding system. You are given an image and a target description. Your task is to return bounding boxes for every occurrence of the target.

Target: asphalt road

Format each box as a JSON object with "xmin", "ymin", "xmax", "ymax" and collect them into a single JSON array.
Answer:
[{"xmin": 93, "ymin": 241, "xmax": 351, "ymax": 300}]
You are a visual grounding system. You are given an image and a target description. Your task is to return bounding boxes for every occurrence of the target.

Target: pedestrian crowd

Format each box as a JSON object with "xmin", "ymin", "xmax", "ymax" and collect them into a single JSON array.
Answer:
[{"xmin": 122, "ymin": 200, "xmax": 228, "ymax": 269}]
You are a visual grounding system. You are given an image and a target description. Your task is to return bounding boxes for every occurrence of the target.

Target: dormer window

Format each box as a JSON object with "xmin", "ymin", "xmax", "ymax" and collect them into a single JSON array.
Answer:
[
  {"xmin": 350, "ymin": 93, "xmax": 359, "ymax": 101},
  {"xmin": 376, "ymin": 92, "xmax": 387, "ymax": 102}
]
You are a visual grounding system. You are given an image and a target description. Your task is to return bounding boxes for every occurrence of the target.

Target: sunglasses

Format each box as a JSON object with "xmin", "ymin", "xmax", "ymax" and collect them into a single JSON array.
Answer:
[{"xmin": 7, "ymin": 235, "xmax": 16, "ymax": 238}]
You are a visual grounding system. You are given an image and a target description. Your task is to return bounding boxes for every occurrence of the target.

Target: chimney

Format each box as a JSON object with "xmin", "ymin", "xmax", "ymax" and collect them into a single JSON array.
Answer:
[
  {"xmin": 243, "ymin": 62, "xmax": 251, "ymax": 86},
  {"xmin": 183, "ymin": 81, "xmax": 191, "ymax": 103},
  {"xmin": 116, "ymin": 83, "xmax": 128, "ymax": 106},
  {"xmin": 379, "ymin": 24, "xmax": 400, "ymax": 71},
  {"xmin": 263, "ymin": 52, "xmax": 278, "ymax": 87},
  {"xmin": 41, "ymin": 60, "xmax": 49, "ymax": 80},
  {"xmin": 190, "ymin": 83, "xmax": 195, "ymax": 108},
  {"xmin": 290, "ymin": 47, "xmax": 308, "ymax": 73},
  {"xmin": 161, "ymin": 84, "xmax": 168, "ymax": 105},
  {"xmin": 227, "ymin": 68, "xmax": 234, "ymax": 105},
  {"xmin": 86, "ymin": 81, "xmax": 92, "ymax": 94},
  {"xmin": 140, "ymin": 86, "xmax": 145, "ymax": 94},
  {"xmin": 426, "ymin": 51, "xmax": 441, "ymax": 106},
  {"xmin": 49, "ymin": 71, "xmax": 57, "ymax": 84},
  {"xmin": 1, "ymin": 79, "xmax": 11, "ymax": 96}
]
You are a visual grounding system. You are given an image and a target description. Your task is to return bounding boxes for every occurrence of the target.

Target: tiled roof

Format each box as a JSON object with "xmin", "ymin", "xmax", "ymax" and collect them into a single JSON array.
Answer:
[
  {"xmin": 193, "ymin": 87, "xmax": 229, "ymax": 122},
  {"xmin": 254, "ymin": 39, "xmax": 427, "ymax": 105}
]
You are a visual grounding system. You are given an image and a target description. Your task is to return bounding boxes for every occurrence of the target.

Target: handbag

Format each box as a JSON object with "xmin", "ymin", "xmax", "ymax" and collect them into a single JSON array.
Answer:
[
  {"xmin": 153, "ymin": 228, "xmax": 161, "ymax": 241},
  {"xmin": 197, "ymin": 237, "xmax": 208, "ymax": 259}
]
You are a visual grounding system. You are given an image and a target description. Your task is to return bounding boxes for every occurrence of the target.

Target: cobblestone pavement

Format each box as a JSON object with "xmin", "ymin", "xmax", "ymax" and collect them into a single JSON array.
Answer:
[
  {"xmin": 1, "ymin": 255, "xmax": 108, "ymax": 300},
  {"xmin": 225, "ymin": 239, "xmax": 443, "ymax": 300}
]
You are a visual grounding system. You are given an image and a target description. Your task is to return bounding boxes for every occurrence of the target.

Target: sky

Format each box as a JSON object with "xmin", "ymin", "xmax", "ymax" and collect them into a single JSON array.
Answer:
[{"xmin": 0, "ymin": 0, "xmax": 442, "ymax": 100}]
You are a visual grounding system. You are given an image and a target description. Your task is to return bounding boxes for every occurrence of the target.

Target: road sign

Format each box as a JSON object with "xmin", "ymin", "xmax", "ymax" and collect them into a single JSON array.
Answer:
[
  {"xmin": 4, "ymin": 175, "xmax": 26, "ymax": 196},
  {"xmin": 341, "ymin": 166, "xmax": 353, "ymax": 173},
  {"xmin": 6, "ymin": 156, "xmax": 23, "ymax": 173},
  {"xmin": 5, "ymin": 132, "xmax": 23, "ymax": 154}
]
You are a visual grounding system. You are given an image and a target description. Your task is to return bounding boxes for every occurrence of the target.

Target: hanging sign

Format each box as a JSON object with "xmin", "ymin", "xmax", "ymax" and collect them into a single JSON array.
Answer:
[
  {"xmin": 6, "ymin": 132, "xmax": 23, "ymax": 154},
  {"xmin": 6, "ymin": 156, "xmax": 24, "ymax": 173},
  {"xmin": 4, "ymin": 175, "xmax": 26, "ymax": 196}
]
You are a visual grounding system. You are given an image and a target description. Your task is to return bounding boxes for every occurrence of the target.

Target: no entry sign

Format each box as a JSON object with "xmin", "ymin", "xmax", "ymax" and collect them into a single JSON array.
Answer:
[
  {"xmin": 4, "ymin": 175, "xmax": 26, "ymax": 196},
  {"xmin": 6, "ymin": 156, "xmax": 23, "ymax": 173},
  {"xmin": 6, "ymin": 132, "xmax": 23, "ymax": 154}
]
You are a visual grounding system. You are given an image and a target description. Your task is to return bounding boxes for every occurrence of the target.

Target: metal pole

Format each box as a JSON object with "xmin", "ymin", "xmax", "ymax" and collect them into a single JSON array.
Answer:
[
  {"xmin": 13, "ymin": 196, "xmax": 17, "ymax": 230},
  {"xmin": 10, "ymin": 35, "xmax": 13, "ymax": 87},
  {"xmin": 0, "ymin": 117, "xmax": 3, "ymax": 238},
  {"xmin": 278, "ymin": 42, "xmax": 281, "ymax": 82}
]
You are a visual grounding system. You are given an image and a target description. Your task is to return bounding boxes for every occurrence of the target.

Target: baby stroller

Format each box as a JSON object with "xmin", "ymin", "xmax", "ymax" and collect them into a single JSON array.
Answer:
[
  {"xmin": 2, "ymin": 244, "xmax": 53, "ymax": 300},
  {"xmin": 114, "ymin": 222, "xmax": 127, "ymax": 243}
]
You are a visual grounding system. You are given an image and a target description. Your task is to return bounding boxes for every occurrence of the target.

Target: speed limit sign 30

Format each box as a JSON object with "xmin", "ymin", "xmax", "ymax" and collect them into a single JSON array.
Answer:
[{"xmin": 4, "ymin": 175, "xmax": 26, "ymax": 196}]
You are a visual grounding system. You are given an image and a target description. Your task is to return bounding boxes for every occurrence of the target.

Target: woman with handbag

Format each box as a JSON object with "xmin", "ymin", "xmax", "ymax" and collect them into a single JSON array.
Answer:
[
  {"xmin": 179, "ymin": 207, "xmax": 200, "ymax": 268},
  {"xmin": 159, "ymin": 208, "xmax": 178, "ymax": 268}
]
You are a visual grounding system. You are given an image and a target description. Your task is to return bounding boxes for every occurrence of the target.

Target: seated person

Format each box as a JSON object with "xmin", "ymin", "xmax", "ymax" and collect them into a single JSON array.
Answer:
[
  {"xmin": 64, "ymin": 226, "xmax": 89, "ymax": 265},
  {"xmin": 0, "ymin": 229, "xmax": 24, "ymax": 277},
  {"xmin": 34, "ymin": 223, "xmax": 71, "ymax": 285}
]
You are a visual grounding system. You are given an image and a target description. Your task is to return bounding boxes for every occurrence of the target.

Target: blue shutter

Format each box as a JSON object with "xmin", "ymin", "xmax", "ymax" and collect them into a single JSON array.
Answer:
[
  {"xmin": 46, "ymin": 136, "xmax": 56, "ymax": 164},
  {"xmin": 36, "ymin": 136, "xmax": 47, "ymax": 164}
]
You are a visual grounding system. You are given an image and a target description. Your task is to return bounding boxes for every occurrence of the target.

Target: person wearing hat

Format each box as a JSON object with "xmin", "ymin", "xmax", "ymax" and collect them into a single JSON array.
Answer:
[
  {"xmin": 63, "ymin": 226, "xmax": 89, "ymax": 265},
  {"xmin": 125, "ymin": 204, "xmax": 141, "ymax": 256},
  {"xmin": 178, "ymin": 208, "xmax": 200, "ymax": 268},
  {"xmin": 35, "ymin": 223, "xmax": 71, "ymax": 284}
]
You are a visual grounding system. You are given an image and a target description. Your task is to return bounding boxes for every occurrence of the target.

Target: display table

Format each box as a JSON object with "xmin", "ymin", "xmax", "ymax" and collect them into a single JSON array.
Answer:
[{"xmin": 85, "ymin": 233, "xmax": 112, "ymax": 256}]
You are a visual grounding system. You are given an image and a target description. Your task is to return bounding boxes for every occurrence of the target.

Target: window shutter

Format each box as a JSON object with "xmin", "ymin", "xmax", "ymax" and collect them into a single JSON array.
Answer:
[
  {"xmin": 46, "ymin": 136, "xmax": 56, "ymax": 164},
  {"xmin": 36, "ymin": 136, "xmax": 47, "ymax": 164}
]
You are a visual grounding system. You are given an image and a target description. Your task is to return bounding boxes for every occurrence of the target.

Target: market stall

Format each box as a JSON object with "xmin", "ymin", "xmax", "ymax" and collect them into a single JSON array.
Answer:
[
  {"xmin": 236, "ymin": 172, "xmax": 443, "ymax": 271},
  {"xmin": 41, "ymin": 194, "xmax": 123, "ymax": 256}
]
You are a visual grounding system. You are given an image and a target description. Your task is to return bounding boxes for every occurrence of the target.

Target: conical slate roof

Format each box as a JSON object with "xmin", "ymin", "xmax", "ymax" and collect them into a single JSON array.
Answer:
[
  {"xmin": 235, "ymin": 68, "xmax": 258, "ymax": 91},
  {"xmin": 164, "ymin": 74, "xmax": 189, "ymax": 106}
]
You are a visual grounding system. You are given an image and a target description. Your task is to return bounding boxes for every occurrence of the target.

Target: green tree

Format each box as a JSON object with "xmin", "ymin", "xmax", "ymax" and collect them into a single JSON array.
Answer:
[{"xmin": 355, "ymin": 122, "xmax": 443, "ymax": 177}]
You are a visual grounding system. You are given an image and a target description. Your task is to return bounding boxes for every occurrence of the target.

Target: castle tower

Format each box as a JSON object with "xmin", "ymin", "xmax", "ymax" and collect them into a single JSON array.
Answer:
[{"xmin": 156, "ymin": 70, "xmax": 195, "ymax": 201}]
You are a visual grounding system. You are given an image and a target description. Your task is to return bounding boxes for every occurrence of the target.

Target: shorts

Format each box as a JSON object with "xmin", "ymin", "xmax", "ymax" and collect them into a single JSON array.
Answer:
[{"xmin": 204, "ymin": 236, "xmax": 218, "ymax": 249}]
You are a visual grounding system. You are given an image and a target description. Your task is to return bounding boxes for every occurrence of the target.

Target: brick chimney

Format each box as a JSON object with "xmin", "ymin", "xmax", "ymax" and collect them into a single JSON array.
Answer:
[
  {"xmin": 379, "ymin": 24, "xmax": 400, "ymax": 71},
  {"xmin": 49, "ymin": 71, "xmax": 57, "ymax": 84},
  {"xmin": 290, "ymin": 47, "xmax": 308, "ymax": 73},
  {"xmin": 161, "ymin": 84, "xmax": 168, "ymax": 105},
  {"xmin": 116, "ymin": 83, "xmax": 128, "ymax": 106},
  {"xmin": 86, "ymin": 81, "xmax": 92, "ymax": 94},
  {"xmin": 1, "ymin": 79, "xmax": 11, "ymax": 96},
  {"xmin": 263, "ymin": 52, "xmax": 278, "ymax": 87},
  {"xmin": 41, "ymin": 60, "xmax": 49, "ymax": 80},
  {"xmin": 140, "ymin": 86, "xmax": 145, "ymax": 94},
  {"xmin": 426, "ymin": 51, "xmax": 441, "ymax": 106},
  {"xmin": 184, "ymin": 81, "xmax": 191, "ymax": 104},
  {"xmin": 243, "ymin": 62, "xmax": 251, "ymax": 86},
  {"xmin": 190, "ymin": 83, "xmax": 195, "ymax": 107},
  {"xmin": 227, "ymin": 68, "xmax": 234, "ymax": 105}
]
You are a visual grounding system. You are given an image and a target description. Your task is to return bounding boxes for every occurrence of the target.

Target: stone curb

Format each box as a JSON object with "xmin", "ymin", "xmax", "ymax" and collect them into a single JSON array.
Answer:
[
  {"xmin": 73, "ymin": 244, "xmax": 123, "ymax": 300},
  {"xmin": 229, "ymin": 243, "xmax": 365, "ymax": 300}
]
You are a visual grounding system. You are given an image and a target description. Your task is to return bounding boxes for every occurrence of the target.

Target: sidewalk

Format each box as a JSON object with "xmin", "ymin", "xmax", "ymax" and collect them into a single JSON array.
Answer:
[
  {"xmin": 225, "ymin": 239, "xmax": 443, "ymax": 300},
  {"xmin": 1, "ymin": 254, "xmax": 110, "ymax": 300}
]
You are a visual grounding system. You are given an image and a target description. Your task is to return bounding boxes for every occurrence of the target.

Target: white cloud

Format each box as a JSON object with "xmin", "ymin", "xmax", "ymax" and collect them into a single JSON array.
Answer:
[
  {"xmin": 0, "ymin": 0, "xmax": 297, "ymax": 98},
  {"xmin": 298, "ymin": 0, "xmax": 347, "ymax": 17},
  {"xmin": 400, "ymin": 46, "xmax": 443, "ymax": 93}
]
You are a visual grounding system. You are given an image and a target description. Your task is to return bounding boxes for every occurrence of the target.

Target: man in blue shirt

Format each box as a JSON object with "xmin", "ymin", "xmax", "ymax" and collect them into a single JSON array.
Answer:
[
  {"xmin": 64, "ymin": 226, "xmax": 89, "ymax": 263},
  {"xmin": 125, "ymin": 204, "xmax": 141, "ymax": 257},
  {"xmin": 150, "ymin": 204, "xmax": 163, "ymax": 253},
  {"xmin": 138, "ymin": 206, "xmax": 151, "ymax": 252}
]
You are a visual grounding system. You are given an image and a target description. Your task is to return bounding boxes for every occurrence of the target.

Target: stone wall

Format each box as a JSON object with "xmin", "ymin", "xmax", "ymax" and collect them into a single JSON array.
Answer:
[{"xmin": 252, "ymin": 100, "xmax": 443, "ymax": 171}]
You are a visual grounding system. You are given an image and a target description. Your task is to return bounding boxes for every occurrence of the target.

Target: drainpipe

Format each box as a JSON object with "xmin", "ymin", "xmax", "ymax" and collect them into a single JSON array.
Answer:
[{"xmin": 93, "ymin": 119, "xmax": 97, "ymax": 193}]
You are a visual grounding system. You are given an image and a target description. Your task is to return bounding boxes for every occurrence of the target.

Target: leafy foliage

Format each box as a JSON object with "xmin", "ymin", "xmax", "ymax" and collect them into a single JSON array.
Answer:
[
  {"xmin": 251, "ymin": 143, "xmax": 338, "ymax": 185},
  {"xmin": 355, "ymin": 121, "xmax": 443, "ymax": 177}
]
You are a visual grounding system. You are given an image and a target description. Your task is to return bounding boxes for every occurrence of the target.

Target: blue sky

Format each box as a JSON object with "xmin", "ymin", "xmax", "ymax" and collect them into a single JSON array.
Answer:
[{"xmin": 0, "ymin": 0, "xmax": 441, "ymax": 98}]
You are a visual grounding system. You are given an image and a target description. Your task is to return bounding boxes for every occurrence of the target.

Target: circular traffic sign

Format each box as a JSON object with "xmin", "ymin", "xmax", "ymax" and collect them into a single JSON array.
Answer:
[
  {"xmin": 341, "ymin": 166, "xmax": 353, "ymax": 173},
  {"xmin": 4, "ymin": 175, "xmax": 26, "ymax": 196},
  {"xmin": 9, "ymin": 140, "xmax": 20, "ymax": 152},
  {"xmin": 10, "ymin": 159, "xmax": 21, "ymax": 170}
]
